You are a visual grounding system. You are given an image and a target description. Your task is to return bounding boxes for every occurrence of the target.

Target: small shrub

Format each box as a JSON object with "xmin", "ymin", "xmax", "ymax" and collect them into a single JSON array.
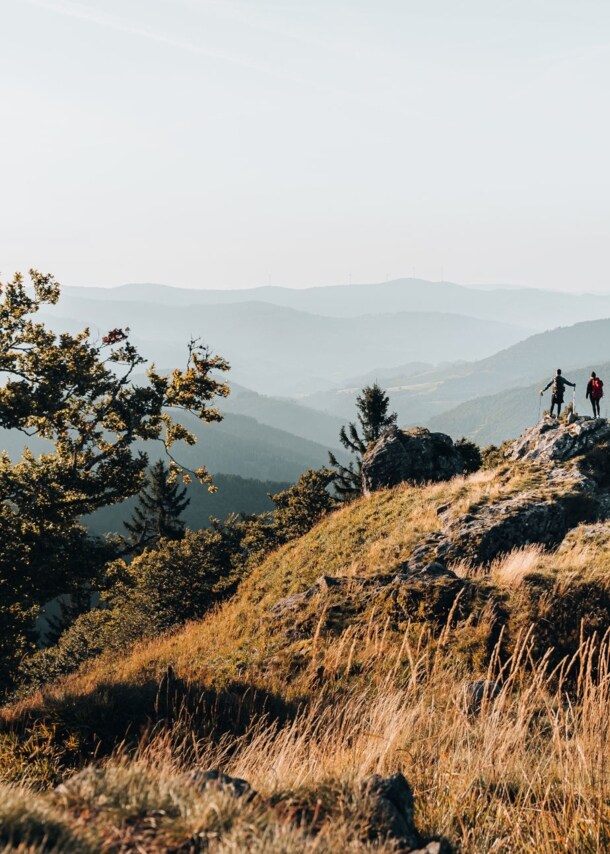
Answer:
[{"xmin": 455, "ymin": 437, "xmax": 482, "ymax": 474}]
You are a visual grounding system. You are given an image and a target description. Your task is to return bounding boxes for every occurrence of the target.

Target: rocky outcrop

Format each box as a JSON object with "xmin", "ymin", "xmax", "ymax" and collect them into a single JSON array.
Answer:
[
  {"xmin": 269, "ymin": 565, "xmax": 470, "ymax": 638},
  {"xmin": 360, "ymin": 420, "xmax": 610, "ymax": 567},
  {"xmin": 362, "ymin": 426, "xmax": 472, "ymax": 494},
  {"xmin": 441, "ymin": 491, "xmax": 597, "ymax": 566},
  {"xmin": 408, "ymin": 484, "xmax": 600, "ymax": 568},
  {"xmin": 508, "ymin": 415, "xmax": 610, "ymax": 464}
]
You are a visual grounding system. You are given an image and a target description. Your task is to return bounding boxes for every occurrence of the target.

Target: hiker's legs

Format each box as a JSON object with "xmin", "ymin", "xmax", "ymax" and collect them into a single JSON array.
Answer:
[
  {"xmin": 594, "ymin": 399, "xmax": 601, "ymax": 417},
  {"xmin": 551, "ymin": 394, "xmax": 562, "ymax": 417}
]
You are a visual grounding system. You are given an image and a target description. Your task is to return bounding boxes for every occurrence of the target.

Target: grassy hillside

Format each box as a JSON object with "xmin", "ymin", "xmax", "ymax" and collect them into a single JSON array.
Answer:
[{"xmin": 5, "ymin": 435, "xmax": 610, "ymax": 850}]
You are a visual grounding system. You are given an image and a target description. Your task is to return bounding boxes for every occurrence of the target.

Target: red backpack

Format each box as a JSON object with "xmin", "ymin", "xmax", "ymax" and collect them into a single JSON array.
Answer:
[{"xmin": 591, "ymin": 377, "xmax": 604, "ymax": 401}]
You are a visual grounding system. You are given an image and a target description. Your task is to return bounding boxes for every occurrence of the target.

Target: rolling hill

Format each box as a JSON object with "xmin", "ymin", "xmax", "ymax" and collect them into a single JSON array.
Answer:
[
  {"xmin": 221, "ymin": 382, "xmax": 345, "ymax": 447},
  {"xmin": 67, "ymin": 278, "xmax": 610, "ymax": 331},
  {"xmin": 40, "ymin": 295, "xmax": 531, "ymax": 396},
  {"xmin": 0, "ymin": 410, "xmax": 343, "ymax": 488},
  {"xmin": 302, "ymin": 318, "xmax": 610, "ymax": 427}
]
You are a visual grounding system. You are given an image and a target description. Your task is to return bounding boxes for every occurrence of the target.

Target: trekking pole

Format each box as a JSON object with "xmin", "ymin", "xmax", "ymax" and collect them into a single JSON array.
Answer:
[
  {"xmin": 537, "ymin": 392, "xmax": 542, "ymax": 422},
  {"xmin": 573, "ymin": 385, "xmax": 577, "ymax": 415}
]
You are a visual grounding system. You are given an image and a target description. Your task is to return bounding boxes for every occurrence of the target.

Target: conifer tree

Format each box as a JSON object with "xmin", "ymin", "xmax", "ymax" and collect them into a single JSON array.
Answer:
[
  {"xmin": 328, "ymin": 383, "xmax": 397, "ymax": 500},
  {"xmin": 124, "ymin": 460, "xmax": 190, "ymax": 548}
]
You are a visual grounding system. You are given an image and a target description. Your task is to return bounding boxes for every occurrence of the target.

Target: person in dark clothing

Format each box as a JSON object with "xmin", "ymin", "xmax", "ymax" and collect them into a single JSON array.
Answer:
[
  {"xmin": 540, "ymin": 369, "xmax": 576, "ymax": 418},
  {"xmin": 586, "ymin": 371, "xmax": 604, "ymax": 417}
]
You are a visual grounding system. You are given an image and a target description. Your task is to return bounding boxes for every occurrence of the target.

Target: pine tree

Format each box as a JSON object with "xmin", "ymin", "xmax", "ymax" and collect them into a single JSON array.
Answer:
[
  {"xmin": 124, "ymin": 460, "xmax": 191, "ymax": 549},
  {"xmin": 328, "ymin": 383, "xmax": 397, "ymax": 500}
]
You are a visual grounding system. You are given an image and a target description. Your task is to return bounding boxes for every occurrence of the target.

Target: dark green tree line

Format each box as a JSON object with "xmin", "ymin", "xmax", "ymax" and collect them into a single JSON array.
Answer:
[{"xmin": 124, "ymin": 459, "xmax": 190, "ymax": 550}]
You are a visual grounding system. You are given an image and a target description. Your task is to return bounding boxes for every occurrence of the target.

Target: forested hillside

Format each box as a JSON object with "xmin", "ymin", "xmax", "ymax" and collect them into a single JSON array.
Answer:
[{"xmin": 86, "ymin": 472, "xmax": 290, "ymax": 536}]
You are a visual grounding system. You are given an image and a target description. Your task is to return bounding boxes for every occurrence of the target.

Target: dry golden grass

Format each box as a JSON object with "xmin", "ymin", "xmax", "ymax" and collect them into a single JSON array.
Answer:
[
  {"xmin": 490, "ymin": 546, "xmax": 546, "ymax": 587},
  {"xmin": 4, "ymin": 629, "xmax": 610, "ymax": 852},
  {"xmin": 4, "ymin": 464, "xmax": 610, "ymax": 851}
]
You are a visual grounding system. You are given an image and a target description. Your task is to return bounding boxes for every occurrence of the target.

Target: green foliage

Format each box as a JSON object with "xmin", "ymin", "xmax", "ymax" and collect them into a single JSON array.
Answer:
[
  {"xmin": 19, "ymin": 609, "xmax": 113, "ymax": 691},
  {"xmin": 104, "ymin": 523, "xmax": 245, "ymax": 645},
  {"xmin": 86, "ymin": 473, "xmax": 289, "ymax": 538},
  {"xmin": 0, "ymin": 270, "xmax": 229, "ymax": 693},
  {"xmin": 271, "ymin": 468, "xmax": 338, "ymax": 541},
  {"xmin": 329, "ymin": 383, "xmax": 397, "ymax": 500},
  {"xmin": 481, "ymin": 441, "xmax": 512, "ymax": 470},
  {"xmin": 124, "ymin": 459, "xmax": 190, "ymax": 550},
  {"xmin": 454, "ymin": 437, "xmax": 483, "ymax": 474},
  {"xmin": 20, "ymin": 469, "xmax": 339, "ymax": 691}
]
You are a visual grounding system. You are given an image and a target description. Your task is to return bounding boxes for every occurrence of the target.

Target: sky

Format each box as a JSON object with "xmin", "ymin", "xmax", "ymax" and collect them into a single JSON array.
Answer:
[{"xmin": 1, "ymin": 0, "xmax": 610, "ymax": 291}]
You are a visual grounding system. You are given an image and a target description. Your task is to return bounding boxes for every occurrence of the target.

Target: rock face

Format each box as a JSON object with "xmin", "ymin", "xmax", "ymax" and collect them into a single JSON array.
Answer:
[
  {"xmin": 508, "ymin": 415, "xmax": 610, "ymax": 464},
  {"xmin": 362, "ymin": 426, "xmax": 470, "ymax": 494},
  {"xmin": 463, "ymin": 680, "xmax": 502, "ymax": 715}
]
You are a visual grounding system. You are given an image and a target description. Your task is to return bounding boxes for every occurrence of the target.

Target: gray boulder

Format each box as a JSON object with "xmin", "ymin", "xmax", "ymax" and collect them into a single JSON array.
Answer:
[
  {"xmin": 464, "ymin": 680, "xmax": 502, "ymax": 714},
  {"xmin": 508, "ymin": 416, "xmax": 610, "ymax": 464},
  {"xmin": 362, "ymin": 426, "xmax": 470, "ymax": 494}
]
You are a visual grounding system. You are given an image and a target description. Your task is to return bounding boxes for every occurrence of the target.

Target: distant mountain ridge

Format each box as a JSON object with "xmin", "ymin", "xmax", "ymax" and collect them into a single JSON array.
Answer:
[
  {"xmin": 66, "ymin": 278, "xmax": 610, "ymax": 330},
  {"xmin": 41, "ymin": 295, "xmax": 529, "ymax": 396},
  {"xmin": 0, "ymin": 409, "xmax": 343, "ymax": 486},
  {"xmin": 222, "ymin": 382, "xmax": 345, "ymax": 448},
  {"xmin": 303, "ymin": 317, "xmax": 610, "ymax": 427}
]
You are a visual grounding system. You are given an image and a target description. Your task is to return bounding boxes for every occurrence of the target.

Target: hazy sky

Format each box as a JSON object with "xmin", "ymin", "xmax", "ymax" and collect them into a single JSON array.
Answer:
[{"xmin": 2, "ymin": 0, "xmax": 610, "ymax": 291}]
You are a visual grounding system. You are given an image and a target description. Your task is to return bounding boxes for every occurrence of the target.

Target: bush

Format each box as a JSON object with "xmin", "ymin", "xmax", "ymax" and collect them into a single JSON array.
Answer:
[
  {"xmin": 16, "ymin": 469, "xmax": 340, "ymax": 693},
  {"xmin": 19, "ymin": 610, "xmax": 113, "ymax": 691},
  {"xmin": 103, "ymin": 523, "xmax": 245, "ymax": 647},
  {"xmin": 271, "ymin": 469, "xmax": 338, "ymax": 541},
  {"xmin": 455, "ymin": 437, "xmax": 482, "ymax": 474}
]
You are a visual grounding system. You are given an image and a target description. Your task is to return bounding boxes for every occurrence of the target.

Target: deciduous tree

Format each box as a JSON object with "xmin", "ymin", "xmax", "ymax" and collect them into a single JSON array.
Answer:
[{"xmin": 0, "ymin": 270, "xmax": 229, "ymax": 690}]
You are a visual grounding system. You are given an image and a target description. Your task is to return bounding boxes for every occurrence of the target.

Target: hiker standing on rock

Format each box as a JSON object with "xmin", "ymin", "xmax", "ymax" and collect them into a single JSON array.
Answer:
[
  {"xmin": 586, "ymin": 371, "xmax": 604, "ymax": 418},
  {"xmin": 540, "ymin": 369, "xmax": 575, "ymax": 418}
]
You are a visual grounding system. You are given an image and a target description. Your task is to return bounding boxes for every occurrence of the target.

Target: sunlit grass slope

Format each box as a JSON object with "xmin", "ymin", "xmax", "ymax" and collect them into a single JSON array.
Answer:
[
  {"xmin": 2, "ymin": 461, "xmax": 586, "ymax": 737},
  {"xmin": 5, "ymin": 458, "xmax": 610, "ymax": 851}
]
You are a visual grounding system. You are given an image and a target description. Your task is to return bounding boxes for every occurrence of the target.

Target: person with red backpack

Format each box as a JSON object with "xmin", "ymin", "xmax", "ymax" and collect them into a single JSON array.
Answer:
[{"xmin": 586, "ymin": 371, "xmax": 604, "ymax": 418}]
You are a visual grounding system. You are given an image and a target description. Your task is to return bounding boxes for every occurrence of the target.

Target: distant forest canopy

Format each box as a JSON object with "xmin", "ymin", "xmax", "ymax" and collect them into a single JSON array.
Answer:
[{"xmin": 86, "ymin": 472, "xmax": 290, "ymax": 537}]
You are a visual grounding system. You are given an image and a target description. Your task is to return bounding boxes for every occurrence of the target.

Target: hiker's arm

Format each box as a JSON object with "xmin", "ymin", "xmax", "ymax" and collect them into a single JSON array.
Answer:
[{"xmin": 541, "ymin": 381, "xmax": 552, "ymax": 392}]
